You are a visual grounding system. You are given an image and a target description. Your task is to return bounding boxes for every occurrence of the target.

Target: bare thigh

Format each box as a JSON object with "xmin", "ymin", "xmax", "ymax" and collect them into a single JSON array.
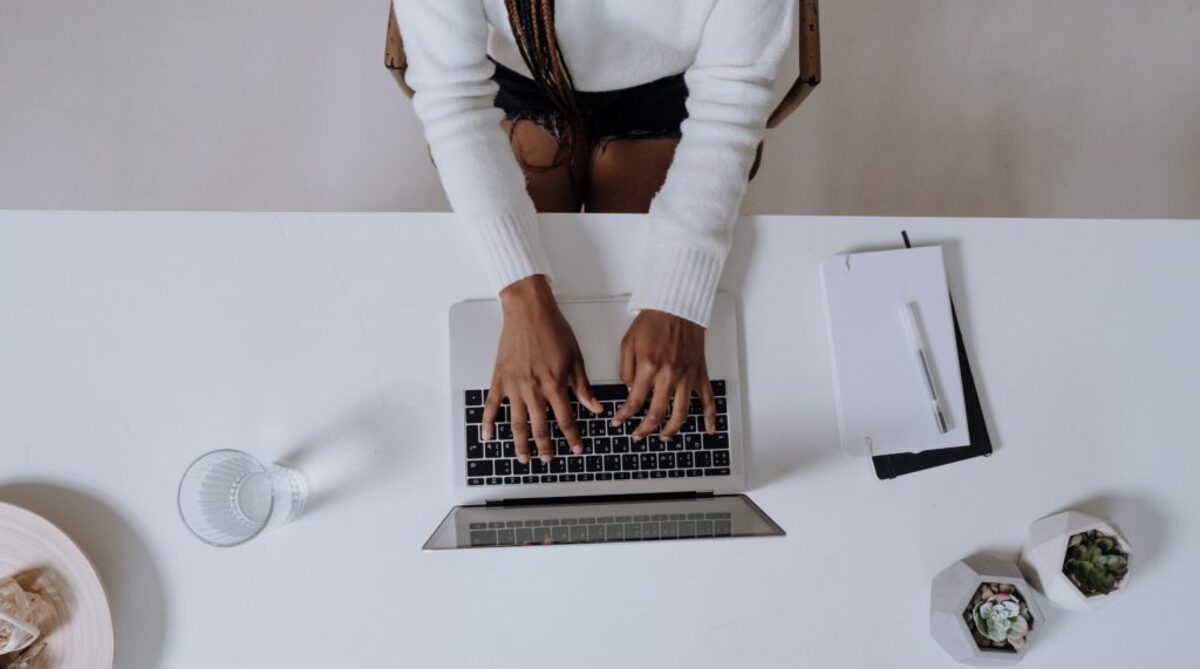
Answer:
[
  {"xmin": 501, "ymin": 119, "xmax": 588, "ymax": 213},
  {"xmin": 585, "ymin": 137, "xmax": 681, "ymax": 214}
]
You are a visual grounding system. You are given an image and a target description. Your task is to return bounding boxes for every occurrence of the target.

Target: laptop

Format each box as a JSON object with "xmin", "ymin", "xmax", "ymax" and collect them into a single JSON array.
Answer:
[{"xmin": 424, "ymin": 294, "xmax": 784, "ymax": 550}]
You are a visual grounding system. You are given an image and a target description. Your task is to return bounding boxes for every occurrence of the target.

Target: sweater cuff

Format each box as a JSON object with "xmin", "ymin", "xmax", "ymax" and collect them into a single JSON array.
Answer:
[
  {"xmin": 628, "ymin": 244, "xmax": 724, "ymax": 328},
  {"xmin": 474, "ymin": 211, "xmax": 554, "ymax": 291}
]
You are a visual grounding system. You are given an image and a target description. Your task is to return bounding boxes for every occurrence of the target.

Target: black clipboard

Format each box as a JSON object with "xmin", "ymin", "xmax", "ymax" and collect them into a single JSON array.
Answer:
[{"xmin": 871, "ymin": 232, "xmax": 993, "ymax": 479}]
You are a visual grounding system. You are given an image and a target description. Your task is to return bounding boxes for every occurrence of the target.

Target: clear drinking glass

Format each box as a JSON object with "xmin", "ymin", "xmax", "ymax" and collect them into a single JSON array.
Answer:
[{"xmin": 177, "ymin": 449, "xmax": 308, "ymax": 547}]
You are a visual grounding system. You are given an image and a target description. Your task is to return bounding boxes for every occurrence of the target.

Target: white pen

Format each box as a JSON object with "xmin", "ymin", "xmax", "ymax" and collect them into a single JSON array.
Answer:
[{"xmin": 899, "ymin": 301, "xmax": 950, "ymax": 434}]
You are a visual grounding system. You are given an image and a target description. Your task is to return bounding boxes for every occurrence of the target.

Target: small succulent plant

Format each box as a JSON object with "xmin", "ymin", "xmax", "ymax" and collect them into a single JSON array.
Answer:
[
  {"xmin": 962, "ymin": 583, "xmax": 1034, "ymax": 652},
  {"xmin": 1063, "ymin": 529, "xmax": 1129, "ymax": 597}
]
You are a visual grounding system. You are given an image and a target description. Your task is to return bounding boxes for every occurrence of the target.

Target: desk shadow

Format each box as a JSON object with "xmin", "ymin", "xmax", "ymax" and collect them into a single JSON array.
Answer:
[
  {"xmin": 0, "ymin": 482, "xmax": 167, "ymax": 669},
  {"xmin": 276, "ymin": 405, "xmax": 403, "ymax": 519},
  {"xmin": 1057, "ymin": 492, "xmax": 1169, "ymax": 573}
]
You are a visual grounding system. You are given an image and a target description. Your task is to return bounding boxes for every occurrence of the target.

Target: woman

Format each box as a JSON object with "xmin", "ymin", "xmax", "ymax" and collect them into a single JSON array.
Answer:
[{"xmin": 395, "ymin": 0, "xmax": 794, "ymax": 465}]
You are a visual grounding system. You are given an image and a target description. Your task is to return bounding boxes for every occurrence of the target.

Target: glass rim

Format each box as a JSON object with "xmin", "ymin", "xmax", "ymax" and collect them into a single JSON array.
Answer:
[{"xmin": 177, "ymin": 448, "xmax": 275, "ymax": 548}]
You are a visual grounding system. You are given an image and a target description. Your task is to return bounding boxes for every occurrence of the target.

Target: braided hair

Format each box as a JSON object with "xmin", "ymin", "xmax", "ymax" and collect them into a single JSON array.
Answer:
[{"xmin": 504, "ymin": 0, "xmax": 582, "ymax": 167}]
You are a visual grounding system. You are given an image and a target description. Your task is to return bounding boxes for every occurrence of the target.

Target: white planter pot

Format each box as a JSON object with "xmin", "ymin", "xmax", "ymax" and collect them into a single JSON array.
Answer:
[
  {"xmin": 1018, "ymin": 511, "xmax": 1132, "ymax": 611},
  {"xmin": 930, "ymin": 555, "xmax": 1044, "ymax": 666}
]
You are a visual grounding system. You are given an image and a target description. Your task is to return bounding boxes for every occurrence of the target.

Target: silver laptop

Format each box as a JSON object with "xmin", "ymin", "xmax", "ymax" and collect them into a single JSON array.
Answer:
[{"xmin": 424, "ymin": 294, "xmax": 784, "ymax": 549}]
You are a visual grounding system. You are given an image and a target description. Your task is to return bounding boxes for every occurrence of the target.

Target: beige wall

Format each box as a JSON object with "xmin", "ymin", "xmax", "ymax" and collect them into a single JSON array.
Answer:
[{"xmin": 1, "ymin": 1, "xmax": 1198, "ymax": 218}]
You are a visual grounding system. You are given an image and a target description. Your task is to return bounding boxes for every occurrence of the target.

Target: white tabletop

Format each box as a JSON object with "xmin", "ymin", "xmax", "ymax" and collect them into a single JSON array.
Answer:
[{"xmin": 1, "ymin": 211, "xmax": 1197, "ymax": 668}]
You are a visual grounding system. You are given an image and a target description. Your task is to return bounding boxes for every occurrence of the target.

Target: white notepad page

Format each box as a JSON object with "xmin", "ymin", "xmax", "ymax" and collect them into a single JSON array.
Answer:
[{"xmin": 819, "ymin": 246, "xmax": 969, "ymax": 457}]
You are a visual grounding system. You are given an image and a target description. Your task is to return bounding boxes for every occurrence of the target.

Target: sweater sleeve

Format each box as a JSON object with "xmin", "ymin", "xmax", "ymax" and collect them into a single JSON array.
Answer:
[
  {"xmin": 627, "ymin": 0, "xmax": 795, "ymax": 327},
  {"xmin": 393, "ymin": 0, "xmax": 553, "ymax": 291}
]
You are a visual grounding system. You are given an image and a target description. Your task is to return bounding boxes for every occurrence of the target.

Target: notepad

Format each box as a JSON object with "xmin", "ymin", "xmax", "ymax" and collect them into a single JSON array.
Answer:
[{"xmin": 820, "ymin": 246, "xmax": 969, "ymax": 457}]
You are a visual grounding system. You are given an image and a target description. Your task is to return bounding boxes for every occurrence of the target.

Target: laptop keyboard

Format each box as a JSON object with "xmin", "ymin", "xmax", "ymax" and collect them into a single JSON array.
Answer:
[
  {"xmin": 468, "ymin": 512, "xmax": 734, "ymax": 546},
  {"xmin": 463, "ymin": 381, "xmax": 732, "ymax": 486}
]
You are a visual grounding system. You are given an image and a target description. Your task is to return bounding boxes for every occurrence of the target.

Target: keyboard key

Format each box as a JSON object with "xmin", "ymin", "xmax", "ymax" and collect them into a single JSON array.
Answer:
[
  {"xmin": 594, "ymin": 437, "xmax": 612, "ymax": 453},
  {"xmin": 600, "ymin": 402, "xmax": 617, "ymax": 419},
  {"xmin": 715, "ymin": 397, "xmax": 727, "ymax": 413},
  {"xmin": 495, "ymin": 459, "xmax": 513, "ymax": 476},
  {"xmin": 715, "ymin": 415, "xmax": 728, "ymax": 432},
  {"xmin": 607, "ymin": 524, "xmax": 625, "ymax": 540},
  {"xmin": 486, "ymin": 477, "xmax": 502, "ymax": 485},
  {"xmin": 567, "ymin": 457, "xmax": 584, "ymax": 473},
  {"xmin": 650, "ymin": 471, "xmax": 667, "ymax": 479},
  {"xmin": 585, "ymin": 456, "xmax": 603, "ymax": 472},
  {"xmin": 503, "ymin": 476, "xmax": 520, "ymax": 485},
  {"xmin": 470, "ymin": 530, "xmax": 497, "ymax": 546},
  {"xmin": 593, "ymin": 384, "xmax": 627, "ymax": 401},
  {"xmin": 467, "ymin": 443, "xmax": 483, "ymax": 460},
  {"xmin": 658, "ymin": 453, "xmax": 676, "ymax": 469},
  {"xmin": 689, "ymin": 398, "xmax": 703, "ymax": 415},
  {"xmin": 502, "ymin": 442, "xmax": 516, "ymax": 458},
  {"xmin": 513, "ymin": 459, "xmax": 530, "ymax": 475},
  {"xmin": 466, "ymin": 425, "xmax": 481, "ymax": 446},
  {"xmin": 704, "ymin": 468, "xmax": 731, "ymax": 476},
  {"xmin": 587, "ymin": 524, "xmax": 605, "ymax": 542},
  {"xmin": 515, "ymin": 527, "xmax": 533, "ymax": 543},
  {"xmin": 496, "ymin": 528, "xmax": 516, "ymax": 544},
  {"xmin": 484, "ymin": 443, "xmax": 501, "ymax": 459},
  {"xmin": 550, "ymin": 458, "xmax": 566, "ymax": 474},
  {"xmin": 467, "ymin": 477, "xmax": 484, "ymax": 486},
  {"xmin": 622, "ymin": 454, "xmax": 639, "ymax": 470},
  {"xmin": 589, "ymin": 421, "xmax": 607, "ymax": 437},
  {"xmin": 580, "ymin": 438, "xmax": 594, "ymax": 455},
  {"xmin": 550, "ymin": 423, "xmax": 563, "ymax": 439},
  {"xmin": 559, "ymin": 474, "xmax": 577, "ymax": 482},
  {"xmin": 612, "ymin": 436, "xmax": 631, "ymax": 452},
  {"xmin": 533, "ymin": 527, "xmax": 550, "ymax": 543},
  {"xmin": 648, "ymin": 435, "xmax": 666, "ymax": 452},
  {"xmin": 668, "ymin": 470, "xmax": 684, "ymax": 478},
  {"xmin": 614, "ymin": 472, "xmax": 631, "ymax": 480},
  {"xmin": 660, "ymin": 521, "xmax": 678, "ymax": 538},
  {"xmin": 604, "ymin": 455, "xmax": 622, "ymax": 471},
  {"xmin": 596, "ymin": 472, "xmax": 613, "ymax": 481},
  {"xmin": 521, "ymin": 475, "xmax": 537, "ymax": 484},
  {"xmin": 678, "ymin": 521, "xmax": 696, "ymax": 538},
  {"xmin": 625, "ymin": 523, "xmax": 642, "ymax": 540},
  {"xmin": 713, "ymin": 451, "xmax": 730, "ymax": 467},
  {"xmin": 632, "ymin": 471, "xmax": 649, "ymax": 479},
  {"xmin": 667, "ymin": 435, "xmax": 684, "ymax": 451},
  {"xmin": 497, "ymin": 424, "xmax": 513, "ymax": 440},
  {"xmin": 696, "ymin": 520, "xmax": 714, "ymax": 536},
  {"xmin": 684, "ymin": 434, "xmax": 703, "ymax": 450},
  {"xmin": 468, "ymin": 461, "xmax": 493, "ymax": 477},
  {"xmin": 551, "ymin": 527, "xmax": 569, "ymax": 543},
  {"xmin": 710, "ymin": 380, "xmax": 726, "ymax": 396},
  {"xmin": 703, "ymin": 434, "xmax": 729, "ymax": 449},
  {"xmin": 532, "ymin": 460, "xmax": 548, "ymax": 474},
  {"xmin": 714, "ymin": 520, "xmax": 732, "ymax": 536},
  {"xmin": 686, "ymin": 469, "xmax": 702, "ymax": 477},
  {"xmin": 540, "ymin": 475, "xmax": 558, "ymax": 483},
  {"xmin": 570, "ymin": 525, "xmax": 587, "ymax": 542},
  {"xmin": 642, "ymin": 523, "xmax": 660, "ymax": 539},
  {"xmin": 640, "ymin": 454, "xmax": 657, "ymax": 470},
  {"xmin": 465, "ymin": 389, "xmax": 483, "ymax": 406},
  {"xmin": 696, "ymin": 451, "xmax": 712, "ymax": 468},
  {"xmin": 466, "ymin": 407, "xmax": 483, "ymax": 423},
  {"xmin": 579, "ymin": 473, "xmax": 595, "ymax": 482},
  {"xmin": 555, "ymin": 440, "xmax": 571, "ymax": 456},
  {"xmin": 631, "ymin": 438, "xmax": 648, "ymax": 453}
]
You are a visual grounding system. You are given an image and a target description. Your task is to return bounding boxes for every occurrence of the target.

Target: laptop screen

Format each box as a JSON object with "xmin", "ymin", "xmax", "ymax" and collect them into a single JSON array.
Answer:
[{"xmin": 423, "ymin": 494, "xmax": 783, "ymax": 550}]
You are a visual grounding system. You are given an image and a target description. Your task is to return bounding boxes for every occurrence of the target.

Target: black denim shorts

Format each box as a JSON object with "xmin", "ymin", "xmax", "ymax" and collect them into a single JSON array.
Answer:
[{"xmin": 492, "ymin": 60, "xmax": 689, "ymax": 145}]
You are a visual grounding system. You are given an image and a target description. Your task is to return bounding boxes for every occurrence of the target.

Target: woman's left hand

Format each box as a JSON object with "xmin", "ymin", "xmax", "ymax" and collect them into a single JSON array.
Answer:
[{"xmin": 611, "ymin": 310, "xmax": 717, "ymax": 440}]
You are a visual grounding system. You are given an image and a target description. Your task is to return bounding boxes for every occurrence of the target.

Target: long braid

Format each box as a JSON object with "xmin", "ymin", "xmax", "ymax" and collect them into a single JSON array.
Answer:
[{"xmin": 505, "ymin": 0, "xmax": 582, "ymax": 168}]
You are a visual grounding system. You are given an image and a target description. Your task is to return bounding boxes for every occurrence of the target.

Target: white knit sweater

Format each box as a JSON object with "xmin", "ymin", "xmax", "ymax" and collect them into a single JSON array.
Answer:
[{"xmin": 394, "ymin": 0, "xmax": 795, "ymax": 326}]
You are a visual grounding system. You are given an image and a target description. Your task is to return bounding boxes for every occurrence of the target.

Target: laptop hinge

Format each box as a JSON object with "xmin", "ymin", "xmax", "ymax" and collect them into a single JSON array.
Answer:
[{"xmin": 485, "ymin": 490, "xmax": 713, "ymax": 508}]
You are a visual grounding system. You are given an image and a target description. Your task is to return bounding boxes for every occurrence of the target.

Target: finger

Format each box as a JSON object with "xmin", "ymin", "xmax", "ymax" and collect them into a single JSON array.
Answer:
[
  {"xmin": 482, "ymin": 381, "xmax": 501, "ymax": 441},
  {"xmin": 619, "ymin": 338, "xmax": 636, "ymax": 388},
  {"xmin": 613, "ymin": 366, "xmax": 653, "ymax": 426},
  {"xmin": 633, "ymin": 372, "xmax": 673, "ymax": 440},
  {"xmin": 661, "ymin": 379, "xmax": 691, "ymax": 438},
  {"xmin": 699, "ymin": 373, "xmax": 717, "ymax": 435},
  {"xmin": 510, "ymin": 398, "xmax": 530, "ymax": 464},
  {"xmin": 572, "ymin": 358, "xmax": 603, "ymax": 415},
  {"xmin": 547, "ymin": 387, "xmax": 584, "ymax": 455},
  {"xmin": 525, "ymin": 390, "xmax": 555, "ymax": 463}
]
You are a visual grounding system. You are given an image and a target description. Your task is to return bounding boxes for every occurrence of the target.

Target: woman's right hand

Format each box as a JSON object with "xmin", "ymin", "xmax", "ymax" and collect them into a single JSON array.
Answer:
[{"xmin": 482, "ymin": 275, "xmax": 602, "ymax": 464}]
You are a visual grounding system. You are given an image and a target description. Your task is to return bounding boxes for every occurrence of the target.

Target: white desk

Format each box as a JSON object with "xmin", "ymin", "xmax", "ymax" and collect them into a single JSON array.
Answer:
[{"xmin": 1, "ymin": 212, "xmax": 1197, "ymax": 668}]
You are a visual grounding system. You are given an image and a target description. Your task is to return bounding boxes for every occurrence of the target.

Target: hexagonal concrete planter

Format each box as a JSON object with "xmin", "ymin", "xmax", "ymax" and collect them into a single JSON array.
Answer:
[
  {"xmin": 1019, "ymin": 511, "xmax": 1132, "ymax": 611},
  {"xmin": 931, "ymin": 555, "xmax": 1044, "ymax": 666}
]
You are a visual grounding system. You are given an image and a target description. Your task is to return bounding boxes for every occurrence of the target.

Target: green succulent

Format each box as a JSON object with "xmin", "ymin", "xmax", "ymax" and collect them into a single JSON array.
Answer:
[
  {"xmin": 962, "ymin": 583, "xmax": 1034, "ymax": 652},
  {"xmin": 1063, "ymin": 529, "xmax": 1129, "ymax": 597}
]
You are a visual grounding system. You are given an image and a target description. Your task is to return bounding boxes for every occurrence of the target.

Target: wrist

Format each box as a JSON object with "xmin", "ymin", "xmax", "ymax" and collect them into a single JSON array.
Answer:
[{"xmin": 500, "ymin": 274, "xmax": 556, "ymax": 316}]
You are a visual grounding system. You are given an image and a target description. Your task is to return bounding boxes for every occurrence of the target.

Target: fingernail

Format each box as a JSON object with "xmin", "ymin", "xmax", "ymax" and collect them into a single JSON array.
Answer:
[
  {"xmin": 610, "ymin": 419, "xmax": 620, "ymax": 427},
  {"xmin": 632, "ymin": 434, "xmax": 643, "ymax": 442},
  {"xmin": 517, "ymin": 454, "xmax": 528, "ymax": 464},
  {"xmin": 540, "ymin": 455, "xmax": 553, "ymax": 464},
  {"xmin": 572, "ymin": 444, "xmax": 583, "ymax": 455}
]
